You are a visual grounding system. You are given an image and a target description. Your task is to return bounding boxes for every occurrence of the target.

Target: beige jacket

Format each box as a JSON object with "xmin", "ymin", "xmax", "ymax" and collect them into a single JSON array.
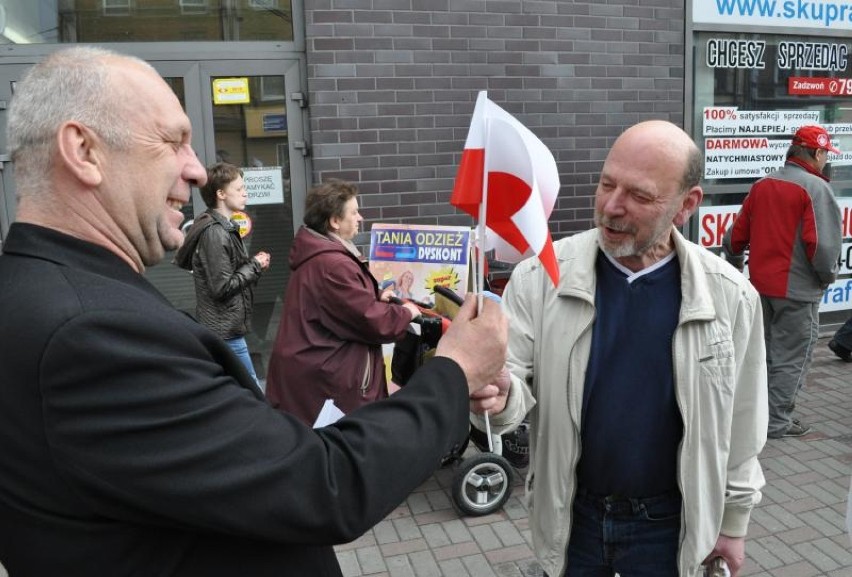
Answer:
[{"xmin": 474, "ymin": 228, "xmax": 768, "ymax": 577}]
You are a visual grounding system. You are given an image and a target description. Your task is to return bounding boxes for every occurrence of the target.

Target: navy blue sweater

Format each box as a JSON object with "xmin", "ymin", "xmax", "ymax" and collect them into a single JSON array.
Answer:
[{"xmin": 576, "ymin": 251, "xmax": 684, "ymax": 497}]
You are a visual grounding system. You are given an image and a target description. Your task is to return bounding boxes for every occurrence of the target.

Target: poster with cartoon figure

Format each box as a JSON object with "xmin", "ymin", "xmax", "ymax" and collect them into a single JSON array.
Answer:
[{"xmin": 368, "ymin": 224, "xmax": 471, "ymax": 305}]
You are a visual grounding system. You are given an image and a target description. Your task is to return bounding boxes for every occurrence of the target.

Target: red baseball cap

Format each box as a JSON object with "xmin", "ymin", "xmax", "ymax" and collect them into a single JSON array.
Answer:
[{"xmin": 792, "ymin": 125, "xmax": 840, "ymax": 154}]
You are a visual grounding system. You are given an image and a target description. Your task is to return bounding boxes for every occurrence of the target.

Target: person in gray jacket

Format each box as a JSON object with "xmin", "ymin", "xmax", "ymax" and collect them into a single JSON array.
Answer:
[
  {"xmin": 175, "ymin": 162, "xmax": 271, "ymax": 388},
  {"xmin": 470, "ymin": 121, "xmax": 768, "ymax": 577},
  {"xmin": 723, "ymin": 125, "xmax": 842, "ymax": 438}
]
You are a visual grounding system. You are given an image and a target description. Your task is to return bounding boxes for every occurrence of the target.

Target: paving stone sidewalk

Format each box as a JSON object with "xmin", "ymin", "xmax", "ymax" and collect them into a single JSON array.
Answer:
[{"xmin": 335, "ymin": 336, "xmax": 852, "ymax": 577}]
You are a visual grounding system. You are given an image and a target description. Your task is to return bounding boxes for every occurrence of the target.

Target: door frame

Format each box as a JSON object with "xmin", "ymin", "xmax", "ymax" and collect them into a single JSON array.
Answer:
[
  {"xmin": 0, "ymin": 63, "xmax": 37, "ymax": 239},
  {"xmin": 195, "ymin": 58, "xmax": 308, "ymax": 225},
  {"xmin": 142, "ymin": 58, "xmax": 310, "ymax": 223}
]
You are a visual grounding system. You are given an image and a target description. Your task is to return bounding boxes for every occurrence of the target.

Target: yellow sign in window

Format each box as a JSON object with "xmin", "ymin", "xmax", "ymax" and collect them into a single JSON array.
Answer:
[{"xmin": 212, "ymin": 78, "xmax": 250, "ymax": 105}]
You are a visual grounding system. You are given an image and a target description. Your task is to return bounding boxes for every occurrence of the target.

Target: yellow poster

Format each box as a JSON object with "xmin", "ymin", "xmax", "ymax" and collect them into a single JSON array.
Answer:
[{"xmin": 212, "ymin": 78, "xmax": 250, "ymax": 105}]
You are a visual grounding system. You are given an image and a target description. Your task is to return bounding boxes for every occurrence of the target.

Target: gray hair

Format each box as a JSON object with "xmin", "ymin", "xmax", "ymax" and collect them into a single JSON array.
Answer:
[
  {"xmin": 681, "ymin": 143, "xmax": 703, "ymax": 192},
  {"xmin": 7, "ymin": 46, "xmax": 150, "ymax": 196}
]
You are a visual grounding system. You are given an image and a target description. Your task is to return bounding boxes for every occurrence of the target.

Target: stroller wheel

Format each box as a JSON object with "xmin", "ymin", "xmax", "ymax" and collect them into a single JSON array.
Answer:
[{"xmin": 451, "ymin": 452, "xmax": 514, "ymax": 516}]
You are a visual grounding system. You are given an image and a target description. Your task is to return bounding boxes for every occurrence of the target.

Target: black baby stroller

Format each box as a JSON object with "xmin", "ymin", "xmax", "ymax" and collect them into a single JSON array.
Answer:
[{"xmin": 389, "ymin": 286, "xmax": 529, "ymax": 516}]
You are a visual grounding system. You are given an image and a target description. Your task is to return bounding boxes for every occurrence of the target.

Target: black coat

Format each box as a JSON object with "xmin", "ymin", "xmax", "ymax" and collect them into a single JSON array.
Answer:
[
  {"xmin": 174, "ymin": 209, "xmax": 263, "ymax": 339},
  {"xmin": 0, "ymin": 223, "xmax": 469, "ymax": 577}
]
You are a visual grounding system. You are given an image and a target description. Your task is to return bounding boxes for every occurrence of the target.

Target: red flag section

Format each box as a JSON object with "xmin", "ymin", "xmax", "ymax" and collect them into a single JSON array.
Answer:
[{"xmin": 451, "ymin": 148, "xmax": 485, "ymax": 215}]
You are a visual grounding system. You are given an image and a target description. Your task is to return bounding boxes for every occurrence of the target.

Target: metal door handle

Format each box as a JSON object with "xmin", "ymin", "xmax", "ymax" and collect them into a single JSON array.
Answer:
[
  {"xmin": 293, "ymin": 141, "xmax": 311, "ymax": 157},
  {"xmin": 290, "ymin": 92, "xmax": 307, "ymax": 108}
]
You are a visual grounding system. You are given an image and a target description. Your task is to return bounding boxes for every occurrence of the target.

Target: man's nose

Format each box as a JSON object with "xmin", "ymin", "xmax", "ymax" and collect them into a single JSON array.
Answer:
[
  {"xmin": 184, "ymin": 147, "xmax": 208, "ymax": 187},
  {"xmin": 601, "ymin": 189, "xmax": 627, "ymax": 215}
]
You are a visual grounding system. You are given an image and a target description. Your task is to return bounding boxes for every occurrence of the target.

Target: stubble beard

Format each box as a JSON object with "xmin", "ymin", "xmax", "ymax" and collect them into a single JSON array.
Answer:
[
  {"xmin": 595, "ymin": 213, "xmax": 637, "ymax": 257},
  {"xmin": 596, "ymin": 212, "xmax": 674, "ymax": 260}
]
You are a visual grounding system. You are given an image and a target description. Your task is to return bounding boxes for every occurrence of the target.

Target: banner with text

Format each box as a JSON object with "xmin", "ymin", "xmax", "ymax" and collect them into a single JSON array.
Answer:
[
  {"xmin": 368, "ymin": 224, "xmax": 471, "ymax": 305},
  {"xmin": 703, "ymin": 107, "xmax": 852, "ymax": 179},
  {"xmin": 694, "ymin": 1, "xmax": 852, "ymax": 33},
  {"xmin": 697, "ymin": 199, "xmax": 852, "ymax": 312}
]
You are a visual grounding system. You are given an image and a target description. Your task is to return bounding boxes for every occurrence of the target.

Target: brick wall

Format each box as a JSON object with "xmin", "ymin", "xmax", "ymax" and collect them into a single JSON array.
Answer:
[{"xmin": 303, "ymin": 0, "xmax": 685, "ymax": 242}]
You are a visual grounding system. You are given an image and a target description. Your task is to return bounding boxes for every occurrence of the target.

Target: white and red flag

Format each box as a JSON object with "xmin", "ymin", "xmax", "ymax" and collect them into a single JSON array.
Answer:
[{"xmin": 450, "ymin": 91, "xmax": 561, "ymax": 286}]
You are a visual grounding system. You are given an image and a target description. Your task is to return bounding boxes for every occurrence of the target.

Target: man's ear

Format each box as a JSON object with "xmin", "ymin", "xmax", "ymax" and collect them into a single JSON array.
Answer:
[
  {"xmin": 673, "ymin": 186, "xmax": 704, "ymax": 227},
  {"xmin": 56, "ymin": 121, "xmax": 103, "ymax": 187}
]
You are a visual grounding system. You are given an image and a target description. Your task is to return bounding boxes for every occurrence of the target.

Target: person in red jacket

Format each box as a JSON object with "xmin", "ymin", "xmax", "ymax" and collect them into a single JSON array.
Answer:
[
  {"xmin": 723, "ymin": 125, "xmax": 842, "ymax": 438},
  {"xmin": 265, "ymin": 179, "xmax": 421, "ymax": 426}
]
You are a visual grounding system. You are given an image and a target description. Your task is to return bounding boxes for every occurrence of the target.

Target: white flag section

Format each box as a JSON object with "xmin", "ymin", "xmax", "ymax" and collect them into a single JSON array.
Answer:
[
  {"xmin": 450, "ymin": 91, "xmax": 561, "ymax": 286},
  {"xmin": 485, "ymin": 117, "xmax": 557, "ymax": 262}
]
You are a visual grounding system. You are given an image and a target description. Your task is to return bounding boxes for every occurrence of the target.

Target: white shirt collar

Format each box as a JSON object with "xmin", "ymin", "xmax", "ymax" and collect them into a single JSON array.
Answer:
[{"xmin": 602, "ymin": 250, "xmax": 677, "ymax": 284}]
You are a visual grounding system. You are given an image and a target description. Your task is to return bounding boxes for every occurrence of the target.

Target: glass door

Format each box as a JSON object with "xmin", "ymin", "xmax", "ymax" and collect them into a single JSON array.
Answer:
[
  {"xmin": 148, "ymin": 58, "xmax": 308, "ymax": 379},
  {"xmin": 199, "ymin": 59, "xmax": 308, "ymax": 378},
  {"xmin": 142, "ymin": 61, "xmax": 206, "ymax": 333}
]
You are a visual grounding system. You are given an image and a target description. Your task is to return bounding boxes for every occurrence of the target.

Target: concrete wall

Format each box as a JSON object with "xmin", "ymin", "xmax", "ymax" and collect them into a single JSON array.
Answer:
[{"xmin": 303, "ymin": 0, "xmax": 685, "ymax": 241}]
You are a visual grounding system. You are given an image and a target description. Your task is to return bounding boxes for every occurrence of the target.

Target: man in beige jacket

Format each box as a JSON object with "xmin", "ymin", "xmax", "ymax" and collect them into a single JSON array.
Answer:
[{"xmin": 472, "ymin": 121, "xmax": 768, "ymax": 577}]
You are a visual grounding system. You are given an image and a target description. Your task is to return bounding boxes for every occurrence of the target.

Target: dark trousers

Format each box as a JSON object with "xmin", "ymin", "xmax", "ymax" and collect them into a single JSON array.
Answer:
[
  {"xmin": 555, "ymin": 487, "xmax": 681, "ymax": 577},
  {"xmin": 833, "ymin": 314, "xmax": 852, "ymax": 350}
]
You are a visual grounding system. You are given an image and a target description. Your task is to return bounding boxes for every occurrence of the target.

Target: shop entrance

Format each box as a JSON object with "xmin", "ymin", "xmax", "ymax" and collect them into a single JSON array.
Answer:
[{"xmin": 0, "ymin": 55, "xmax": 310, "ymax": 378}]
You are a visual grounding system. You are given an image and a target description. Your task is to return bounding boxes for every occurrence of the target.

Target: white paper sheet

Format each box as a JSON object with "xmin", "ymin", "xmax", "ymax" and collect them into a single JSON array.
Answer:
[{"xmin": 312, "ymin": 398, "xmax": 345, "ymax": 428}]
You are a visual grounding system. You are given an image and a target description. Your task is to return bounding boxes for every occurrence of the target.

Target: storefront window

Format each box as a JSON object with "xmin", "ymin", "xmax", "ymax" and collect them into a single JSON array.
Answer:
[
  {"xmin": 0, "ymin": 0, "xmax": 293, "ymax": 44},
  {"xmin": 692, "ymin": 31, "xmax": 852, "ymax": 322},
  {"xmin": 693, "ymin": 31, "xmax": 852, "ymax": 194}
]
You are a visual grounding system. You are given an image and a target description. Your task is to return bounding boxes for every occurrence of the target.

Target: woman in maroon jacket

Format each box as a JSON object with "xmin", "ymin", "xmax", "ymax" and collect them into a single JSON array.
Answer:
[{"xmin": 266, "ymin": 180, "xmax": 420, "ymax": 426}]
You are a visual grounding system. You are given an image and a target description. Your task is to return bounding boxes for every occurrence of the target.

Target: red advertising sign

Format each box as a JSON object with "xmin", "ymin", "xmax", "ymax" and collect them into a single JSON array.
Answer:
[{"xmin": 788, "ymin": 76, "xmax": 852, "ymax": 96}]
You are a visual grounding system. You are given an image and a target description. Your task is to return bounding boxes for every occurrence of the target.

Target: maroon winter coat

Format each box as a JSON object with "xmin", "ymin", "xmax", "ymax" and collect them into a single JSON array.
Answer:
[{"xmin": 265, "ymin": 227, "xmax": 413, "ymax": 425}]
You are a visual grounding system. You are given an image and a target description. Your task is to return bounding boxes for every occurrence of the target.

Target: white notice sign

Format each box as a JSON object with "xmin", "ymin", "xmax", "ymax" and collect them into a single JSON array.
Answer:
[{"xmin": 242, "ymin": 167, "xmax": 284, "ymax": 206}]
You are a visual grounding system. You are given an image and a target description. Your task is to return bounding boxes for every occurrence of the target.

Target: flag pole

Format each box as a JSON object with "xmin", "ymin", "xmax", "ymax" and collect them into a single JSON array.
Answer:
[
  {"xmin": 476, "ymin": 94, "xmax": 493, "ymax": 452},
  {"xmin": 474, "ymin": 91, "xmax": 489, "ymax": 312}
]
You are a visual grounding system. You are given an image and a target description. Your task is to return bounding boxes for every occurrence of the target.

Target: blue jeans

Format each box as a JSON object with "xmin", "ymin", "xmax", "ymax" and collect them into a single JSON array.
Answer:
[
  {"xmin": 225, "ymin": 336, "xmax": 261, "ymax": 391},
  {"xmin": 561, "ymin": 486, "xmax": 681, "ymax": 577}
]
